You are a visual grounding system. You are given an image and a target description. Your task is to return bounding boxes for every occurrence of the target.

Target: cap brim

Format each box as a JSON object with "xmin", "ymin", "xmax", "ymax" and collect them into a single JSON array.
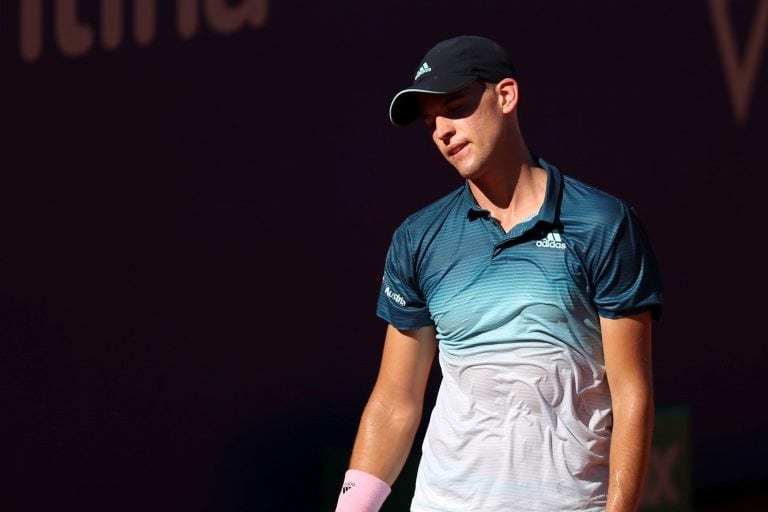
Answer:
[{"xmin": 388, "ymin": 75, "xmax": 477, "ymax": 126}]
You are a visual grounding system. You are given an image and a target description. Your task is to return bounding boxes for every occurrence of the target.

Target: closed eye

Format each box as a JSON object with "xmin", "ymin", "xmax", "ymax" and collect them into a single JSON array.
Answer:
[
  {"xmin": 423, "ymin": 97, "xmax": 466, "ymax": 129},
  {"xmin": 419, "ymin": 82, "xmax": 484, "ymax": 129}
]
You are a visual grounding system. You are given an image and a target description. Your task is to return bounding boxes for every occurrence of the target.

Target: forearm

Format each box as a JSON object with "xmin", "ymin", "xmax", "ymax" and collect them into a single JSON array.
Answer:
[
  {"xmin": 606, "ymin": 391, "xmax": 654, "ymax": 512},
  {"xmin": 349, "ymin": 389, "xmax": 423, "ymax": 486}
]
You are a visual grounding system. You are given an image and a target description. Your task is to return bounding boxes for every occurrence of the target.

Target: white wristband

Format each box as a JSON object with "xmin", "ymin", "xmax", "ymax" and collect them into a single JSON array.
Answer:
[{"xmin": 335, "ymin": 469, "xmax": 392, "ymax": 512}]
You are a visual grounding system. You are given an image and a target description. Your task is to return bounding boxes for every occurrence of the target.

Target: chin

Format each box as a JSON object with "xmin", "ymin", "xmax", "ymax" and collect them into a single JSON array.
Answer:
[
  {"xmin": 448, "ymin": 158, "xmax": 476, "ymax": 178},
  {"xmin": 455, "ymin": 164, "xmax": 484, "ymax": 181}
]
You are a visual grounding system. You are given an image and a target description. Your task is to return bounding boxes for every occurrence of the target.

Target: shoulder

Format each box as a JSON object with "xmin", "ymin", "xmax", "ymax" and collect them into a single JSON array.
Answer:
[
  {"xmin": 560, "ymin": 174, "xmax": 635, "ymax": 229},
  {"xmin": 394, "ymin": 185, "xmax": 466, "ymax": 239}
]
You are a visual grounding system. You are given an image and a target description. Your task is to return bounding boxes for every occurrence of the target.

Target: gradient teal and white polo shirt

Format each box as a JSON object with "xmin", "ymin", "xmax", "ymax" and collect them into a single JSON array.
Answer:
[{"xmin": 376, "ymin": 158, "xmax": 663, "ymax": 511}]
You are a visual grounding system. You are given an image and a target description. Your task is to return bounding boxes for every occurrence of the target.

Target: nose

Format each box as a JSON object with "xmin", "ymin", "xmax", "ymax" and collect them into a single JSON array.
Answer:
[{"xmin": 433, "ymin": 116, "xmax": 455, "ymax": 145}]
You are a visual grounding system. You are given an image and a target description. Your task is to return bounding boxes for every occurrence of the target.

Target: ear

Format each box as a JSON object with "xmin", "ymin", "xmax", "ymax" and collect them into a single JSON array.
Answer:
[{"xmin": 496, "ymin": 78, "xmax": 519, "ymax": 114}]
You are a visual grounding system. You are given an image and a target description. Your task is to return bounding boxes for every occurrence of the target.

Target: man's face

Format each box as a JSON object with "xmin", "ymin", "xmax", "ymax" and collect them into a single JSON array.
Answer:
[{"xmin": 418, "ymin": 81, "xmax": 504, "ymax": 180}]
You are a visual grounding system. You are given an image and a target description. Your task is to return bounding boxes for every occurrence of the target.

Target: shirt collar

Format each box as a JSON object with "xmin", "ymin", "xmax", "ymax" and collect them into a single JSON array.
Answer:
[{"xmin": 464, "ymin": 156, "xmax": 563, "ymax": 225}]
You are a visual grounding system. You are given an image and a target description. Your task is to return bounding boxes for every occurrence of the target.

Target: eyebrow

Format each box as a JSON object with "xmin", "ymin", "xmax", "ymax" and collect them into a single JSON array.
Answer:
[{"xmin": 420, "ymin": 89, "xmax": 469, "ymax": 119}]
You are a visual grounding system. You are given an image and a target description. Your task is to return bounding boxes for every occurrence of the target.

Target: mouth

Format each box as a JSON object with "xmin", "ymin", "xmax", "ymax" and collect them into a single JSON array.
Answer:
[{"xmin": 447, "ymin": 142, "xmax": 468, "ymax": 157}]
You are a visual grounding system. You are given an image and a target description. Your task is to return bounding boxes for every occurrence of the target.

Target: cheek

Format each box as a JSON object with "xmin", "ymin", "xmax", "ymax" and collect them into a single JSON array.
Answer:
[{"xmin": 474, "ymin": 114, "xmax": 503, "ymax": 147}]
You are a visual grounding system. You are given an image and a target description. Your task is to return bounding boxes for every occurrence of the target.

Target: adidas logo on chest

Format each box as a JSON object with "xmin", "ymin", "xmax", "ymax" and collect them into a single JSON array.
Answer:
[{"xmin": 535, "ymin": 229, "xmax": 566, "ymax": 249}]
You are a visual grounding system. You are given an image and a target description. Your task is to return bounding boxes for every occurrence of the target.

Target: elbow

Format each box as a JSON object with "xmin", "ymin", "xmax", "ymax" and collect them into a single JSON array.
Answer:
[{"xmin": 366, "ymin": 391, "xmax": 424, "ymax": 432}]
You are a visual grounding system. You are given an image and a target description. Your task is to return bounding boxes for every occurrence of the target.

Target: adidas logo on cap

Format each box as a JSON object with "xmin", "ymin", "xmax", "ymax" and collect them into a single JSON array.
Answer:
[{"xmin": 414, "ymin": 62, "xmax": 432, "ymax": 80}]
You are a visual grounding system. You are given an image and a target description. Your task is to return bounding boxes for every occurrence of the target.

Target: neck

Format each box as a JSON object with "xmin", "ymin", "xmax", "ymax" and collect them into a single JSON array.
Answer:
[{"xmin": 468, "ymin": 148, "xmax": 546, "ymax": 232}]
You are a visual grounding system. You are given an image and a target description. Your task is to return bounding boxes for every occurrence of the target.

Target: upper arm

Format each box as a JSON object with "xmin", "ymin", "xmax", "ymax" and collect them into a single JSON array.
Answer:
[
  {"xmin": 600, "ymin": 311, "xmax": 653, "ymax": 398},
  {"xmin": 371, "ymin": 324, "xmax": 438, "ymax": 405}
]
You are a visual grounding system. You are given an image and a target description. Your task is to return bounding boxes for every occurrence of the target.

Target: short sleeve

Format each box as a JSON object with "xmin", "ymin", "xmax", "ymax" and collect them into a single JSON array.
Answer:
[
  {"xmin": 376, "ymin": 222, "xmax": 434, "ymax": 330},
  {"xmin": 591, "ymin": 204, "xmax": 664, "ymax": 320}
]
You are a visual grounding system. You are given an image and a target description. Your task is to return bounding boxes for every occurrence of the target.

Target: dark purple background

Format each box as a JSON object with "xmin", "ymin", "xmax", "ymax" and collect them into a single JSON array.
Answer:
[{"xmin": 2, "ymin": 1, "xmax": 766, "ymax": 510}]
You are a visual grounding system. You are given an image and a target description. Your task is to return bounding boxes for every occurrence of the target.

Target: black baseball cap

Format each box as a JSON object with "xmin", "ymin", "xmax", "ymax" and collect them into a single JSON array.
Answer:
[{"xmin": 388, "ymin": 35, "xmax": 517, "ymax": 126}]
